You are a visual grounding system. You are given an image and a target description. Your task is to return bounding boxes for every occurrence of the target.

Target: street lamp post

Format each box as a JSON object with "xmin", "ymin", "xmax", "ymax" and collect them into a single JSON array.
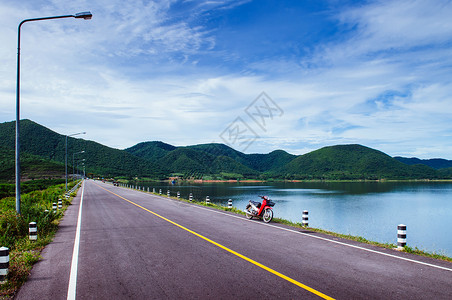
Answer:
[
  {"xmin": 77, "ymin": 161, "xmax": 86, "ymax": 179},
  {"xmin": 15, "ymin": 12, "xmax": 92, "ymax": 214},
  {"xmin": 66, "ymin": 132, "xmax": 86, "ymax": 191},
  {"xmin": 73, "ymin": 152, "xmax": 85, "ymax": 179}
]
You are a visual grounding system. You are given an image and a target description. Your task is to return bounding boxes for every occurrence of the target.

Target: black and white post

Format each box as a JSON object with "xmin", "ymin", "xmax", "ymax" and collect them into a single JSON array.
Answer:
[
  {"xmin": 53, "ymin": 202, "xmax": 57, "ymax": 212},
  {"xmin": 228, "ymin": 199, "xmax": 232, "ymax": 209},
  {"xmin": 206, "ymin": 196, "xmax": 210, "ymax": 204},
  {"xmin": 167, "ymin": 190, "xmax": 170, "ymax": 197},
  {"xmin": 58, "ymin": 198, "xmax": 62, "ymax": 209},
  {"xmin": 177, "ymin": 191, "xmax": 180, "ymax": 199},
  {"xmin": 189, "ymin": 193, "xmax": 193, "ymax": 202},
  {"xmin": 0, "ymin": 247, "xmax": 9, "ymax": 283},
  {"xmin": 29, "ymin": 222, "xmax": 37, "ymax": 241},
  {"xmin": 397, "ymin": 224, "xmax": 407, "ymax": 250},
  {"xmin": 302, "ymin": 210, "xmax": 309, "ymax": 227}
]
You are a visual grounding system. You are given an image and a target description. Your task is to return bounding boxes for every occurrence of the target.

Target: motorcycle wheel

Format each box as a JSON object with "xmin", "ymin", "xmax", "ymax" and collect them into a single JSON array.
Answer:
[
  {"xmin": 245, "ymin": 208, "xmax": 253, "ymax": 219},
  {"xmin": 262, "ymin": 208, "xmax": 273, "ymax": 223}
]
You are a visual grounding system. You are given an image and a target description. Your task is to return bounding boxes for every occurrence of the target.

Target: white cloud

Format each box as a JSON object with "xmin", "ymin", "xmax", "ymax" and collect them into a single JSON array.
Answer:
[{"xmin": 1, "ymin": 0, "xmax": 452, "ymax": 159}]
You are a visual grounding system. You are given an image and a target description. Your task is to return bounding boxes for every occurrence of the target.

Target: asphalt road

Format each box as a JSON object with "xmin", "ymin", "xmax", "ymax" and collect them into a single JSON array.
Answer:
[{"xmin": 16, "ymin": 180, "xmax": 452, "ymax": 299}]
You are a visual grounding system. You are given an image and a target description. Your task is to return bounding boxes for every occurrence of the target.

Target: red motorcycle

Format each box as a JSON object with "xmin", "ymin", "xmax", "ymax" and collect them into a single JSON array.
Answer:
[{"xmin": 245, "ymin": 196, "xmax": 275, "ymax": 223}]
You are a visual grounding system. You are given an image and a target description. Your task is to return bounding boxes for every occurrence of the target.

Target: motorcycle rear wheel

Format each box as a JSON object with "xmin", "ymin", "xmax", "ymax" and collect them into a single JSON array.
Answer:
[
  {"xmin": 262, "ymin": 208, "xmax": 273, "ymax": 223},
  {"xmin": 245, "ymin": 208, "xmax": 253, "ymax": 219}
]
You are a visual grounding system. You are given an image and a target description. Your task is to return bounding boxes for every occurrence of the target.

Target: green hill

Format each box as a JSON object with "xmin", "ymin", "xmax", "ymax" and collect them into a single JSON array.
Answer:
[
  {"xmin": 1, "ymin": 120, "xmax": 449, "ymax": 180},
  {"xmin": 394, "ymin": 156, "xmax": 452, "ymax": 169},
  {"xmin": 0, "ymin": 120, "xmax": 167, "ymax": 179},
  {"xmin": 127, "ymin": 142, "xmax": 296, "ymax": 176},
  {"xmin": 125, "ymin": 141, "xmax": 177, "ymax": 161},
  {"xmin": 0, "ymin": 146, "xmax": 65, "ymax": 181},
  {"xmin": 245, "ymin": 150, "xmax": 297, "ymax": 172},
  {"xmin": 278, "ymin": 144, "xmax": 439, "ymax": 180},
  {"xmin": 153, "ymin": 147, "xmax": 258, "ymax": 178}
]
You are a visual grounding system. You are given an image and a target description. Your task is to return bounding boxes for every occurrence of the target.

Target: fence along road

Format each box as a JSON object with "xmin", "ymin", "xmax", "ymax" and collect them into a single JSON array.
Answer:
[{"xmin": 16, "ymin": 180, "xmax": 452, "ymax": 299}]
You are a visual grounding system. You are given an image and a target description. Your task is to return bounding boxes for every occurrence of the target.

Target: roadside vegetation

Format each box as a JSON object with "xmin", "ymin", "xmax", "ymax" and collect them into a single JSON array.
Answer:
[{"xmin": 0, "ymin": 180, "xmax": 79, "ymax": 299}]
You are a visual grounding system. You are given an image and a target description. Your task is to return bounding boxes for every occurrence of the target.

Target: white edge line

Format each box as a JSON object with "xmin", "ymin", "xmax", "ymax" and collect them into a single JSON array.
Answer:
[
  {"xmin": 67, "ymin": 181, "xmax": 85, "ymax": 300},
  {"xmin": 112, "ymin": 184, "xmax": 452, "ymax": 272}
]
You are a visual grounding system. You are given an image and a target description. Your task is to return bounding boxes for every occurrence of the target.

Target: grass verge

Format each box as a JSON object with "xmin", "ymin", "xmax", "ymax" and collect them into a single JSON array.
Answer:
[{"xmin": 0, "ymin": 181, "xmax": 80, "ymax": 300}]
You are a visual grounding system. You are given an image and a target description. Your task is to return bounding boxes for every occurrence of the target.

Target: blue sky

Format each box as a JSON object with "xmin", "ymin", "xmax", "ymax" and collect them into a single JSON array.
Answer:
[{"xmin": 1, "ymin": 0, "xmax": 452, "ymax": 159}]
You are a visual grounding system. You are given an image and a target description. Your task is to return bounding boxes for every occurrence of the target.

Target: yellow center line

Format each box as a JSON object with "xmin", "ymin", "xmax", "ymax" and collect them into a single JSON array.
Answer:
[{"xmin": 95, "ymin": 182, "xmax": 335, "ymax": 300}]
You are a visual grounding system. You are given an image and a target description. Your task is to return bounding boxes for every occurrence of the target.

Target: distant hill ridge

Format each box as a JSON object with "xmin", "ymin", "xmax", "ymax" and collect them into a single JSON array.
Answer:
[
  {"xmin": 394, "ymin": 156, "xmax": 452, "ymax": 169},
  {"xmin": 0, "ymin": 119, "xmax": 451, "ymax": 180}
]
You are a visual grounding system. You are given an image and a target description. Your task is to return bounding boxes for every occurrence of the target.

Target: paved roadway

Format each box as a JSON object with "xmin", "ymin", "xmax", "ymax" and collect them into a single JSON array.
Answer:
[{"xmin": 16, "ymin": 180, "xmax": 452, "ymax": 299}]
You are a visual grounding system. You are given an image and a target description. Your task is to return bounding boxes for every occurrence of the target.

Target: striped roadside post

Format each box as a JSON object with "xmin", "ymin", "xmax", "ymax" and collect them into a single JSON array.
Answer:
[
  {"xmin": 0, "ymin": 247, "xmax": 9, "ymax": 283},
  {"xmin": 189, "ymin": 193, "xmax": 193, "ymax": 202},
  {"xmin": 397, "ymin": 224, "xmax": 407, "ymax": 250},
  {"xmin": 167, "ymin": 190, "xmax": 170, "ymax": 197},
  {"xmin": 53, "ymin": 203, "xmax": 57, "ymax": 212},
  {"xmin": 58, "ymin": 199, "xmax": 62, "ymax": 209},
  {"xmin": 177, "ymin": 192, "xmax": 180, "ymax": 199},
  {"xmin": 228, "ymin": 199, "xmax": 232, "ymax": 209},
  {"xmin": 147, "ymin": 187, "xmax": 150, "ymax": 192},
  {"xmin": 159, "ymin": 189, "xmax": 162, "ymax": 195},
  {"xmin": 302, "ymin": 210, "xmax": 309, "ymax": 227},
  {"xmin": 206, "ymin": 196, "xmax": 210, "ymax": 204},
  {"xmin": 29, "ymin": 222, "xmax": 37, "ymax": 241}
]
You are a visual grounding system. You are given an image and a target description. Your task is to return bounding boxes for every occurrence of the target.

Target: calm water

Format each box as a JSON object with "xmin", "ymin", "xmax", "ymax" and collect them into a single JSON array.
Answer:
[{"xmin": 140, "ymin": 181, "xmax": 452, "ymax": 256}]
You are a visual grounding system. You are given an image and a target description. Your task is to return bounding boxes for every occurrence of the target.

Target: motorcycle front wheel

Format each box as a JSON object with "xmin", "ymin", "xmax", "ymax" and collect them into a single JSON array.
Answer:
[{"xmin": 262, "ymin": 208, "xmax": 273, "ymax": 223}]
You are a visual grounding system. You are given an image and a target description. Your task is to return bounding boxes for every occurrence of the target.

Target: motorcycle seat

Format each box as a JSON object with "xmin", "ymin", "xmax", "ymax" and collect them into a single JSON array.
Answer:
[{"xmin": 251, "ymin": 201, "xmax": 261, "ymax": 208}]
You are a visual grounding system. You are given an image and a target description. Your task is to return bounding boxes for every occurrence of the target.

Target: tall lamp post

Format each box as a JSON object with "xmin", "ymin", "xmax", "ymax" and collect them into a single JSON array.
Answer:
[
  {"xmin": 15, "ymin": 12, "xmax": 92, "ymax": 214},
  {"xmin": 66, "ymin": 132, "xmax": 86, "ymax": 191},
  {"xmin": 77, "ymin": 161, "xmax": 86, "ymax": 179},
  {"xmin": 73, "ymin": 152, "xmax": 85, "ymax": 179}
]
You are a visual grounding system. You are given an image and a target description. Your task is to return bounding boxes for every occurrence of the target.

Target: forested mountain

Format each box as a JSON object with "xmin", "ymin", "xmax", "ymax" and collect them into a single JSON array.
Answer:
[
  {"xmin": 394, "ymin": 156, "xmax": 452, "ymax": 169},
  {"xmin": 277, "ymin": 144, "xmax": 439, "ymax": 180},
  {"xmin": 0, "ymin": 120, "xmax": 450, "ymax": 180},
  {"xmin": 0, "ymin": 120, "xmax": 166, "ymax": 178},
  {"xmin": 125, "ymin": 142, "xmax": 296, "ymax": 177},
  {"xmin": 0, "ymin": 146, "xmax": 65, "ymax": 181},
  {"xmin": 125, "ymin": 141, "xmax": 177, "ymax": 161}
]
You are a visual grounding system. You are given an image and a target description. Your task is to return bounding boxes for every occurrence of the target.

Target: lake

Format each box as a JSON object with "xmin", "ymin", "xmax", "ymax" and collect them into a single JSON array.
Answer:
[{"xmin": 140, "ymin": 181, "xmax": 452, "ymax": 257}]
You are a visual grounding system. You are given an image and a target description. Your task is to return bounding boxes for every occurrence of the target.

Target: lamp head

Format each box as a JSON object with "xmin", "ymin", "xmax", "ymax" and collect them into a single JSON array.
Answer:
[{"xmin": 74, "ymin": 12, "xmax": 92, "ymax": 20}]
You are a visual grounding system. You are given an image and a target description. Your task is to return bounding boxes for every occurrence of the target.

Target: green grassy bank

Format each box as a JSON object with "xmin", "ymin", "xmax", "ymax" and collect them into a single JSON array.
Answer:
[{"xmin": 0, "ymin": 181, "xmax": 80, "ymax": 299}]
